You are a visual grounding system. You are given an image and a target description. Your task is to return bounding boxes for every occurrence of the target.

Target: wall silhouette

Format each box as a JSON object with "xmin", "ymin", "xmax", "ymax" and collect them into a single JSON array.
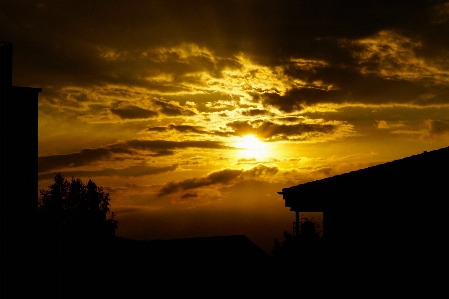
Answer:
[{"xmin": 1, "ymin": 41, "xmax": 41, "ymax": 269}]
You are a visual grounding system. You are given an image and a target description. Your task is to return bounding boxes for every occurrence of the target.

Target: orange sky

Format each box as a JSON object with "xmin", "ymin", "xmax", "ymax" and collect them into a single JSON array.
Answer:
[{"xmin": 3, "ymin": 0, "xmax": 449, "ymax": 253}]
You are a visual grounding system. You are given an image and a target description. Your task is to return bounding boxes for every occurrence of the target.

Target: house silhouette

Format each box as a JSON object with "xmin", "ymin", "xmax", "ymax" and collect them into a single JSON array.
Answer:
[
  {"xmin": 278, "ymin": 146, "xmax": 449, "ymax": 268},
  {"xmin": 1, "ymin": 41, "xmax": 41, "ymax": 269}
]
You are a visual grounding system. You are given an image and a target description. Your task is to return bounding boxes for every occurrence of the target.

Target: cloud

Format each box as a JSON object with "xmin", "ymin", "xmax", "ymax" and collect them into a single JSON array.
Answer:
[
  {"xmin": 180, "ymin": 192, "xmax": 198, "ymax": 199},
  {"xmin": 158, "ymin": 169, "xmax": 242, "ymax": 196},
  {"xmin": 428, "ymin": 120, "xmax": 449, "ymax": 136},
  {"xmin": 166, "ymin": 124, "xmax": 206, "ymax": 134},
  {"xmin": 240, "ymin": 164, "xmax": 279, "ymax": 178},
  {"xmin": 227, "ymin": 120, "xmax": 336, "ymax": 140},
  {"xmin": 147, "ymin": 124, "xmax": 207, "ymax": 134},
  {"xmin": 241, "ymin": 109, "xmax": 268, "ymax": 116},
  {"xmin": 146, "ymin": 124, "xmax": 232, "ymax": 137},
  {"xmin": 5, "ymin": 0, "xmax": 448, "ymax": 123},
  {"xmin": 110, "ymin": 105, "xmax": 158, "ymax": 119},
  {"xmin": 260, "ymin": 68, "xmax": 449, "ymax": 112},
  {"xmin": 38, "ymin": 163, "xmax": 178, "ymax": 180},
  {"xmin": 377, "ymin": 120, "xmax": 390, "ymax": 129},
  {"xmin": 122, "ymin": 139, "xmax": 230, "ymax": 151},
  {"xmin": 153, "ymin": 99, "xmax": 197, "ymax": 116},
  {"xmin": 237, "ymin": 158, "xmax": 257, "ymax": 164},
  {"xmin": 158, "ymin": 164, "xmax": 279, "ymax": 196},
  {"xmin": 38, "ymin": 148, "xmax": 114, "ymax": 173},
  {"xmin": 377, "ymin": 120, "xmax": 405, "ymax": 129},
  {"xmin": 277, "ymin": 117, "xmax": 305, "ymax": 123},
  {"xmin": 261, "ymin": 88, "xmax": 339, "ymax": 113},
  {"xmin": 146, "ymin": 126, "xmax": 169, "ymax": 132},
  {"xmin": 39, "ymin": 139, "xmax": 230, "ymax": 173},
  {"xmin": 6, "ymin": 1, "xmax": 445, "ymax": 91}
]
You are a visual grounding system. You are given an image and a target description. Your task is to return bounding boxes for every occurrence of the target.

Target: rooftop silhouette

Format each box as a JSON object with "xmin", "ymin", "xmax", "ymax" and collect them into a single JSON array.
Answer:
[{"xmin": 278, "ymin": 146, "xmax": 449, "ymax": 269}]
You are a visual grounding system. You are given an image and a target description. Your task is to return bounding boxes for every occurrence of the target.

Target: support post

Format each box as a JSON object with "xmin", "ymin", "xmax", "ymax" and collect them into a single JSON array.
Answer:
[{"xmin": 295, "ymin": 210, "xmax": 300, "ymax": 237}]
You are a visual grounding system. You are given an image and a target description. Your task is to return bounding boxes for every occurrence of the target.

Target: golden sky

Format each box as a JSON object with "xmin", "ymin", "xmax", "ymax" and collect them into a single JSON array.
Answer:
[{"xmin": 3, "ymin": 0, "xmax": 449, "ymax": 252}]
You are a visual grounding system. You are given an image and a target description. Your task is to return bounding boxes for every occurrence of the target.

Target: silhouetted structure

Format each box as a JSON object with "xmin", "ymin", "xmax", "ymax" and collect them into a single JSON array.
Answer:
[
  {"xmin": 120, "ymin": 235, "xmax": 271, "ymax": 269},
  {"xmin": 30, "ymin": 234, "xmax": 271, "ymax": 269},
  {"xmin": 278, "ymin": 147, "xmax": 449, "ymax": 268},
  {"xmin": 1, "ymin": 41, "xmax": 41, "ymax": 268}
]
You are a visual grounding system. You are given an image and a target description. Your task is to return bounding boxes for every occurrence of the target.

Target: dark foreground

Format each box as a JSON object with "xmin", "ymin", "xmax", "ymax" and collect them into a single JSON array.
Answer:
[
  {"xmin": 1, "ymin": 235, "xmax": 448, "ymax": 298},
  {"xmin": 3, "ymin": 234, "xmax": 447, "ymax": 270}
]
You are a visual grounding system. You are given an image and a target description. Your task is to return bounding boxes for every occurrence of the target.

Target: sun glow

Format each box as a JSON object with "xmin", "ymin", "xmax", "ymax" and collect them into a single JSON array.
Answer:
[{"xmin": 236, "ymin": 135, "xmax": 268, "ymax": 159}]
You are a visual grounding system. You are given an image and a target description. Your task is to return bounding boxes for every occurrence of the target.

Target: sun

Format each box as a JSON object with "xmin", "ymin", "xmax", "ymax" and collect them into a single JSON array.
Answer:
[
  {"xmin": 238, "ymin": 135, "xmax": 264, "ymax": 149},
  {"xmin": 236, "ymin": 135, "xmax": 268, "ymax": 159}
]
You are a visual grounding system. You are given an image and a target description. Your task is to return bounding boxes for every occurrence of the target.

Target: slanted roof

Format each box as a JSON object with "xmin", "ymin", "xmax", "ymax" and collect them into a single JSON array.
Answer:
[
  {"xmin": 115, "ymin": 235, "xmax": 271, "ymax": 268},
  {"xmin": 134, "ymin": 235, "xmax": 269, "ymax": 257},
  {"xmin": 279, "ymin": 146, "xmax": 449, "ymax": 211}
]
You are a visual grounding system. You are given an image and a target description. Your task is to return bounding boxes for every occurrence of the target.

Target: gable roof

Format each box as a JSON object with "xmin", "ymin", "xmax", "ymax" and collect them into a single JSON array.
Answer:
[{"xmin": 279, "ymin": 146, "xmax": 449, "ymax": 211}]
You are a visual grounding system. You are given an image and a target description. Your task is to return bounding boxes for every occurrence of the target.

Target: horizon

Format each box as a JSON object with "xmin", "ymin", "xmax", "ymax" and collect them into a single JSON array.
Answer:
[{"xmin": 2, "ymin": 1, "xmax": 449, "ymax": 253}]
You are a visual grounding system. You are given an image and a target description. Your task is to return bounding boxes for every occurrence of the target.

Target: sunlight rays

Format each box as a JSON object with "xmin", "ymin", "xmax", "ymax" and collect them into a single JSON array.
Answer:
[{"xmin": 235, "ymin": 134, "xmax": 269, "ymax": 160}]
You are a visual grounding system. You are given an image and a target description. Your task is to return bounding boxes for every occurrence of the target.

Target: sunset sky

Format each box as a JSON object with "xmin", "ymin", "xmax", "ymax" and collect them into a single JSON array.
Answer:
[{"xmin": 3, "ymin": 0, "xmax": 449, "ymax": 252}]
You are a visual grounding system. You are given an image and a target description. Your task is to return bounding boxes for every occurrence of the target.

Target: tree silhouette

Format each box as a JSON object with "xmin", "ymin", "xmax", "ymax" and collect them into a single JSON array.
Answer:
[{"xmin": 38, "ymin": 173, "xmax": 117, "ymax": 239}]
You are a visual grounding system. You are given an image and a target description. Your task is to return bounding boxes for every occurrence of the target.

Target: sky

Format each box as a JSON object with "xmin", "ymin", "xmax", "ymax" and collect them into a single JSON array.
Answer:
[{"xmin": 2, "ymin": 0, "xmax": 449, "ymax": 253}]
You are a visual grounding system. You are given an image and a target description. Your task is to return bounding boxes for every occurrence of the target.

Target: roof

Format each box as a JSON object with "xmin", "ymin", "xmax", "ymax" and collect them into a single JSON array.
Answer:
[
  {"xmin": 279, "ymin": 146, "xmax": 449, "ymax": 211},
  {"xmin": 132, "ymin": 234, "xmax": 269, "ymax": 257},
  {"xmin": 11, "ymin": 86, "xmax": 42, "ymax": 91},
  {"xmin": 112, "ymin": 235, "xmax": 271, "ymax": 268},
  {"xmin": 32, "ymin": 235, "xmax": 273, "ymax": 269},
  {"xmin": 11, "ymin": 86, "xmax": 42, "ymax": 93}
]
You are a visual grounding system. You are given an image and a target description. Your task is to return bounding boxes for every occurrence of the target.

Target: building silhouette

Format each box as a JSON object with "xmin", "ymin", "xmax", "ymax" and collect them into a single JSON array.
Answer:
[
  {"xmin": 1, "ymin": 41, "xmax": 41, "ymax": 268},
  {"xmin": 278, "ymin": 146, "xmax": 449, "ymax": 268}
]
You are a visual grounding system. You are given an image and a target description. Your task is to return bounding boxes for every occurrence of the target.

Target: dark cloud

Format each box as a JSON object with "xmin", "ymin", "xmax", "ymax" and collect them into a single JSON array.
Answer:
[
  {"xmin": 146, "ymin": 124, "xmax": 232, "ymax": 137},
  {"xmin": 38, "ymin": 164, "xmax": 178, "ymax": 180},
  {"xmin": 158, "ymin": 164, "xmax": 279, "ymax": 196},
  {"xmin": 241, "ymin": 164, "xmax": 279, "ymax": 178},
  {"xmin": 148, "ymin": 149, "xmax": 175, "ymax": 157},
  {"xmin": 277, "ymin": 117, "xmax": 304, "ymax": 122},
  {"xmin": 145, "ymin": 118, "xmax": 336, "ymax": 141},
  {"xmin": 110, "ymin": 106, "xmax": 158, "ymax": 119},
  {"xmin": 4, "ymin": 0, "xmax": 444, "ymax": 88},
  {"xmin": 153, "ymin": 99, "xmax": 196, "ymax": 116},
  {"xmin": 261, "ymin": 73, "xmax": 449, "ymax": 112},
  {"xmin": 2, "ymin": 0, "xmax": 447, "ymax": 117},
  {"xmin": 39, "ymin": 139, "xmax": 230, "ymax": 173},
  {"xmin": 38, "ymin": 148, "xmax": 113, "ymax": 173},
  {"xmin": 180, "ymin": 192, "xmax": 198, "ymax": 199},
  {"xmin": 151, "ymin": 49, "xmax": 242, "ymax": 80},
  {"xmin": 227, "ymin": 120, "xmax": 335, "ymax": 140},
  {"xmin": 241, "ymin": 109, "xmax": 268, "ymax": 116},
  {"xmin": 165, "ymin": 124, "xmax": 208, "ymax": 134},
  {"xmin": 123, "ymin": 139, "xmax": 230, "ymax": 151},
  {"xmin": 261, "ymin": 88, "xmax": 338, "ymax": 112},
  {"xmin": 158, "ymin": 169, "xmax": 242, "ymax": 196},
  {"xmin": 146, "ymin": 126, "xmax": 168, "ymax": 132},
  {"xmin": 428, "ymin": 120, "xmax": 449, "ymax": 136}
]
